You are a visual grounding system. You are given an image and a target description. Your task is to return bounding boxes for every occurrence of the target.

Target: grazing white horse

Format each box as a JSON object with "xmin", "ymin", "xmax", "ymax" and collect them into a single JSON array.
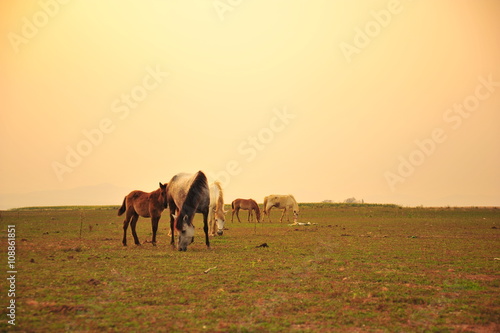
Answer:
[
  {"xmin": 209, "ymin": 181, "xmax": 227, "ymax": 236},
  {"xmin": 167, "ymin": 171, "xmax": 210, "ymax": 251},
  {"xmin": 263, "ymin": 194, "xmax": 299, "ymax": 223}
]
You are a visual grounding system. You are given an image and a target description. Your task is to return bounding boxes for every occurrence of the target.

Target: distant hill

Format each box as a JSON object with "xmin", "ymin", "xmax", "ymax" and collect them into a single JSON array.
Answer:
[{"xmin": 0, "ymin": 183, "xmax": 131, "ymax": 210}]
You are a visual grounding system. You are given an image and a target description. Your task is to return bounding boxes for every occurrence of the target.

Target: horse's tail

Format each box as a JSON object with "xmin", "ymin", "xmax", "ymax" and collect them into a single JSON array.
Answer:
[
  {"xmin": 263, "ymin": 196, "xmax": 268, "ymax": 215},
  {"xmin": 231, "ymin": 200, "xmax": 235, "ymax": 210},
  {"xmin": 117, "ymin": 197, "xmax": 126, "ymax": 216}
]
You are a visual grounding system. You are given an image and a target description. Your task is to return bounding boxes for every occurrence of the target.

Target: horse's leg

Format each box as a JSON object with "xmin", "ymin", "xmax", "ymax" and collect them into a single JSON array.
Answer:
[
  {"xmin": 208, "ymin": 209, "xmax": 215, "ymax": 237},
  {"xmin": 203, "ymin": 210, "xmax": 210, "ymax": 248},
  {"xmin": 169, "ymin": 209, "xmax": 176, "ymax": 248},
  {"xmin": 267, "ymin": 207, "xmax": 273, "ymax": 223},
  {"xmin": 122, "ymin": 214, "xmax": 131, "ymax": 246},
  {"xmin": 280, "ymin": 208, "xmax": 286, "ymax": 223},
  {"xmin": 236, "ymin": 207, "xmax": 242, "ymax": 223},
  {"xmin": 247, "ymin": 209, "xmax": 252, "ymax": 222},
  {"xmin": 210, "ymin": 215, "xmax": 215, "ymax": 236},
  {"xmin": 151, "ymin": 215, "xmax": 160, "ymax": 246},
  {"xmin": 168, "ymin": 201, "xmax": 179, "ymax": 249},
  {"xmin": 130, "ymin": 214, "xmax": 141, "ymax": 245},
  {"xmin": 231, "ymin": 207, "xmax": 235, "ymax": 223}
]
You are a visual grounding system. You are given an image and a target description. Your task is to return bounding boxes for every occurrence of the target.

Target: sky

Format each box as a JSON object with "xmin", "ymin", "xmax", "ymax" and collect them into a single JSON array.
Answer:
[{"xmin": 1, "ymin": 0, "xmax": 499, "ymax": 208}]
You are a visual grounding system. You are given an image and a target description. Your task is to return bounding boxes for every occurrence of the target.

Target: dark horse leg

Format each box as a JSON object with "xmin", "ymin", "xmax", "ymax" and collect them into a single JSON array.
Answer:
[
  {"xmin": 168, "ymin": 203, "xmax": 177, "ymax": 249},
  {"xmin": 202, "ymin": 208, "xmax": 210, "ymax": 249},
  {"xmin": 122, "ymin": 216, "xmax": 130, "ymax": 246},
  {"xmin": 236, "ymin": 207, "xmax": 241, "ymax": 223},
  {"xmin": 130, "ymin": 214, "xmax": 141, "ymax": 245},
  {"xmin": 151, "ymin": 216, "xmax": 160, "ymax": 246},
  {"xmin": 123, "ymin": 210, "xmax": 135, "ymax": 246}
]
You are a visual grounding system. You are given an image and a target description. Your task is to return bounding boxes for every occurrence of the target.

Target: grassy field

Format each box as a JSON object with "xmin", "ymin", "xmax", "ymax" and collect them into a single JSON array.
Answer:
[{"xmin": 1, "ymin": 204, "xmax": 499, "ymax": 332}]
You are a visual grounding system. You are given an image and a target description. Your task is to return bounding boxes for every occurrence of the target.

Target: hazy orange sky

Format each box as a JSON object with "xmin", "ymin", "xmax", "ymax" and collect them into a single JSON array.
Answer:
[{"xmin": 1, "ymin": 0, "xmax": 499, "ymax": 208}]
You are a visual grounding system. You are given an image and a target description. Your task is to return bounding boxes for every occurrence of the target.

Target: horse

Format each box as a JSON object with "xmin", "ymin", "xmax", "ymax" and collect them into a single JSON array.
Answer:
[
  {"xmin": 262, "ymin": 194, "xmax": 299, "ymax": 223},
  {"xmin": 209, "ymin": 181, "xmax": 227, "ymax": 236},
  {"xmin": 231, "ymin": 198, "xmax": 261, "ymax": 223},
  {"xmin": 167, "ymin": 171, "xmax": 210, "ymax": 251},
  {"xmin": 118, "ymin": 182, "xmax": 168, "ymax": 246}
]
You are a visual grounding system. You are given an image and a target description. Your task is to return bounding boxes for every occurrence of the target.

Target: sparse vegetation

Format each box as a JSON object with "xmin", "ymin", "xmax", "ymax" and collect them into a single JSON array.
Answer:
[{"xmin": 1, "ymin": 204, "xmax": 498, "ymax": 331}]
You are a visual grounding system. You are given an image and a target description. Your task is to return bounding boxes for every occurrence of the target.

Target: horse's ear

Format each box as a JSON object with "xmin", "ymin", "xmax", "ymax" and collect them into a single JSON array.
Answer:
[
  {"xmin": 159, "ymin": 182, "xmax": 167, "ymax": 189},
  {"xmin": 181, "ymin": 215, "xmax": 189, "ymax": 231}
]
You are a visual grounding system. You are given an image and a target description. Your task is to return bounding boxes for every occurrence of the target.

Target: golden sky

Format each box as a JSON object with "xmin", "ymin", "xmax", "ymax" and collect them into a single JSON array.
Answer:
[{"xmin": 1, "ymin": 0, "xmax": 499, "ymax": 207}]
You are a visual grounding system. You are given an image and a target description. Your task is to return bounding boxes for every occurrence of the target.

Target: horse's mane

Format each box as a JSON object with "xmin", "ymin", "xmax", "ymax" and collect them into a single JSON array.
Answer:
[
  {"xmin": 176, "ymin": 171, "xmax": 208, "ymax": 230},
  {"xmin": 149, "ymin": 187, "xmax": 161, "ymax": 200},
  {"xmin": 214, "ymin": 181, "xmax": 224, "ymax": 209},
  {"xmin": 148, "ymin": 183, "xmax": 167, "ymax": 202}
]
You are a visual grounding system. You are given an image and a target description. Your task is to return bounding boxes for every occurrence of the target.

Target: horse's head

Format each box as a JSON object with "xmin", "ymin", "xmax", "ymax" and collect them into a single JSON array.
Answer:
[
  {"xmin": 159, "ymin": 182, "xmax": 168, "ymax": 208},
  {"xmin": 215, "ymin": 209, "xmax": 227, "ymax": 236},
  {"xmin": 176, "ymin": 215, "xmax": 195, "ymax": 251},
  {"xmin": 293, "ymin": 210, "xmax": 299, "ymax": 223}
]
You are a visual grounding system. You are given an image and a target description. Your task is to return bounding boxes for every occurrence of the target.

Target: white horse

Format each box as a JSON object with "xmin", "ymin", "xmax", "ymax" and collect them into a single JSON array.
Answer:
[
  {"xmin": 167, "ymin": 171, "xmax": 210, "ymax": 251},
  {"xmin": 263, "ymin": 194, "xmax": 299, "ymax": 223},
  {"xmin": 209, "ymin": 181, "xmax": 227, "ymax": 236}
]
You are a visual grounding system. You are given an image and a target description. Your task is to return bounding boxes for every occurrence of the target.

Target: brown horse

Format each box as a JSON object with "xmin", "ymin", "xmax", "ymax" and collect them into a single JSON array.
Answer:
[
  {"xmin": 167, "ymin": 171, "xmax": 210, "ymax": 251},
  {"xmin": 231, "ymin": 198, "xmax": 261, "ymax": 223},
  {"xmin": 118, "ymin": 182, "xmax": 167, "ymax": 246}
]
